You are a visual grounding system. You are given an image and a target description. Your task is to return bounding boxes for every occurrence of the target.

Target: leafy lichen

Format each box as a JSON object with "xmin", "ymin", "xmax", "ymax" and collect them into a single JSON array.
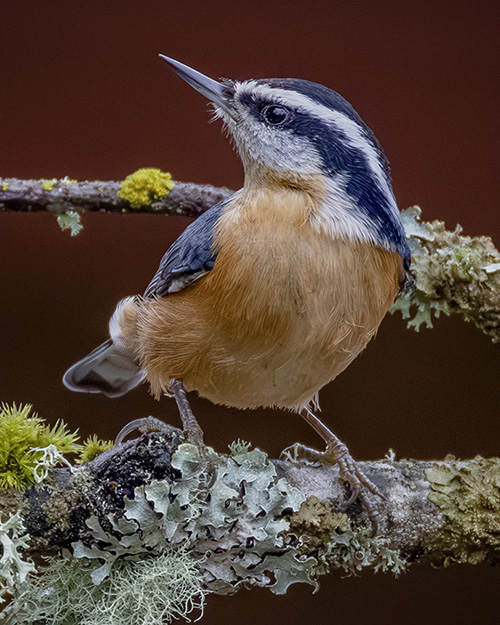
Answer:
[
  {"xmin": 56, "ymin": 210, "xmax": 83, "ymax": 236},
  {"xmin": 424, "ymin": 456, "xmax": 500, "ymax": 566},
  {"xmin": 0, "ymin": 511, "xmax": 36, "ymax": 608},
  {"xmin": 117, "ymin": 168, "xmax": 175, "ymax": 209},
  {"xmin": 392, "ymin": 206, "xmax": 500, "ymax": 341},
  {"xmin": 0, "ymin": 403, "xmax": 80, "ymax": 489},
  {"xmin": 287, "ymin": 496, "xmax": 407, "ymax": 577},
  {"xmin": 5, "ymin": 434, "xmax": 412, "ymax": 622},
  {"xmin": 70, "ymin": 444, "xmax": 313, "ymax": 595}
]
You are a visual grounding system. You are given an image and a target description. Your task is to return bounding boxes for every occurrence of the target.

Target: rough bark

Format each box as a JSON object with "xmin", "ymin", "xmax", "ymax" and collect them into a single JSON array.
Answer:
[
  {"xmin": 4, "ymin": 428, "xmax": 500, "ymax": 573},
  {"xmin": 0, "ymin": 177, "xmax": 231, "ymax": 218}
]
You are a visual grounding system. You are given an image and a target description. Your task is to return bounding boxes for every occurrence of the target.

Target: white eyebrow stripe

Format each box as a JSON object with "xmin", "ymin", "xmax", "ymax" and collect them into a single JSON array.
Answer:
[{"xmin": 235, "ymin": 82, "xmax": 400, "ymax": 219}]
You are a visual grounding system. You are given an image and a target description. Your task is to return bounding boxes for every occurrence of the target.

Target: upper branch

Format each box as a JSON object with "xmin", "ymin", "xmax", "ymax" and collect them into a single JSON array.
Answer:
[
  {"xmin": 1, "ymin": 176, "xmax": 500, "ymax": 341},
  {"xmin": 0, "ymin": 176, "xmax": 231, "ymax": 218}
]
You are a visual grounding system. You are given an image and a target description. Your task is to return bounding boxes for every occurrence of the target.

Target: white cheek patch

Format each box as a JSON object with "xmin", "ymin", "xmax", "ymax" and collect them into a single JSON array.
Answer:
[{"xmin": 309, "ymin": 175, "xmax": 378, "ymax": 245}]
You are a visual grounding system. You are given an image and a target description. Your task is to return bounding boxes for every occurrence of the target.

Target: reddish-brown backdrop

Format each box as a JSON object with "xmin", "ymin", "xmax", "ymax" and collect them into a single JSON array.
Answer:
[{"xmin": 1, "ymin": 2, "xmax": 499, "ymax": 623}]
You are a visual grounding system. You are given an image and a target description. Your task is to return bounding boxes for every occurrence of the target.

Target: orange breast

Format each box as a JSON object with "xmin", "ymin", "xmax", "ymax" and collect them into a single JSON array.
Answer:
[{"xmin": 132, "ymin": 187, "xmax": 401, "ymax": 410}]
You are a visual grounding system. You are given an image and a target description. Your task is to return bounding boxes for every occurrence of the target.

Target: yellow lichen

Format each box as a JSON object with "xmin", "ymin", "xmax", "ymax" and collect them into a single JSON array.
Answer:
[
  {"xmin": 425, "ymin": 456, "xmax": 500, "ymax": 566},
  {"xmin": 42, "ymin": 177, "xmax": 77, "ymax": 191},
  {"xmin": 2, "ymin": 181, "xmax": 8, "ymax": 191},
  {"xmin": 117, "ymin": 168, "xmax": 175, "ymax": 209},
  {"xmin": 42, "ymin": 179, "xmax": 58, "ymax": 191}
]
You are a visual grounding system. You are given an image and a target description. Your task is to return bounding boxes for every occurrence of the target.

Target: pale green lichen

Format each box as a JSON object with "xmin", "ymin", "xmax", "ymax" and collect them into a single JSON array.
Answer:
[
  {"xmin": 29, "ymin": 444, "xmax": 72, "ymax": 484},
  {"xmin": 1, "ymin": 437, "xmax": 414, "ymax": 623},
  {"xmin": 384, "ymin": 448, "xmax": 397, "ymax": 462},
  {"xmin": 56, "ymin": 210, "xmax": 83, "ymax": 236},
  {"xmin": 280, "ymin": 442, "xmax": 306, "ymax": 464},
  {"xmin": 227, "ymin": 439, "xmax": 252, "ymax": 455},
  {"xmin": 424, "ymin": 456, "xmax": 500, "ymax": 566},
  {"xmin": 0, "ymin": 403, "xmax": 80, "ymax": 489},
  {"xmin": 288, "ymin": 496, "xmax": 407, "ymax": 577},
  {"xmin": 392, "ymin": 206, "xmax": 500, "ymax": 341},
  {"xmin": 323, "ymin": 524, "xmax": 407, "ymax": 576},
  {"xmin": 59, "ymin": 442, "xmax": 404, "ymax": 614},
  {"xmin": 68, "ymin": 445, "xmax": 312, "ymax": 595},
  {"xmin": 0, "ymin": 511, "xmax": 36, "ymax": 608},
  {"xmin": 117, "ymin": 168, "xmax": 175, "ymax": 209},
  {"xmin": 4, "ymin": 548, "xmax": 206, "ymax": 625}
]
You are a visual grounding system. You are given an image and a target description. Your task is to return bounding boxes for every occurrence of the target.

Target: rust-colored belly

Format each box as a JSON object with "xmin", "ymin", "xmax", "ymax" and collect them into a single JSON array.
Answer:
[{"xmin": 133, "ymin": 220, "xmax": 400, "ymax": 410}]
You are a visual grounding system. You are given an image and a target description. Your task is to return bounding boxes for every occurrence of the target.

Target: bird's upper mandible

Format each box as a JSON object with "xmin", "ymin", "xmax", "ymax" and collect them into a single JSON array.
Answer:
[{"xmin": 159, "ymin": 55, "xmax": 412, "ymax": 289}]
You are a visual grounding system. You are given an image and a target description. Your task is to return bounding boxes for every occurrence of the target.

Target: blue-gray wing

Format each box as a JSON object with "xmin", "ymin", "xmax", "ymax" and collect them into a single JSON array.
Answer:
[{"xmin": 144, "ymin": 196, "xmax": 231, "ymax": 298}]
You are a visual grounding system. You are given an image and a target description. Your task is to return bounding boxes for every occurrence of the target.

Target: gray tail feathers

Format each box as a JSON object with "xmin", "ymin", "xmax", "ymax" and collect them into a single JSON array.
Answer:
[{"xmin": 63, "ymin": 339, "xmax": 145, "ymax": 398}]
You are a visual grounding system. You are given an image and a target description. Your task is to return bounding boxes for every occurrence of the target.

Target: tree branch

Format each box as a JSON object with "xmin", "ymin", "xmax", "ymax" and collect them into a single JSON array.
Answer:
[
  {"xmin": 1, "ymin": 413, "xmax": 499, "ymax": 620},
  {"xmin": 0, "ymin": 176, "xmax": 231, "ymax": 218},
  {"xmin": 1, "ymin": 175, "xmax": 499, "ymax": 342},
  {"xmin": 2, "ymin": 427, "xmax": 500, "ymax": 602}
]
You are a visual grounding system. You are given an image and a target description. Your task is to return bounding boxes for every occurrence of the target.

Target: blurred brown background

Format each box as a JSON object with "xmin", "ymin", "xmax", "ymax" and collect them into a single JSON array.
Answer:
[{"xmin": 1, "ymin": 1, "xmax": 499, "ymax": 623}]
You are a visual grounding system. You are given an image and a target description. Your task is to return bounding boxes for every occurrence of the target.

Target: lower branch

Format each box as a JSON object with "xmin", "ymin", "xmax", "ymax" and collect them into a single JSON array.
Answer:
[{"xmin": 2, "ymin": 425, "xmax": 500, "ymax": 622}]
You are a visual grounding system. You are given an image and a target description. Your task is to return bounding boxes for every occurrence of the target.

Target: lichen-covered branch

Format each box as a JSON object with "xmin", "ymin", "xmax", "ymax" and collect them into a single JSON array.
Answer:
[
  {"xmin": 391, "ymin": 207, "xmax": 500, "ymax": 342},
  {"xmin": 0, "ymin": 173, "xmax": 231, "ymax": 218},
  {"xmin": 2, "ymin": 425, "xmax": 500, "ymax": 623}
]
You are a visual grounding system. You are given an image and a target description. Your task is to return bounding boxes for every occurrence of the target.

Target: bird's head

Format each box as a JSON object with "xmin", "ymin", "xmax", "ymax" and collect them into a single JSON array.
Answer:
[{"xmin": 159, "ymin": 55, "xmax": 412, "ymax": 281}]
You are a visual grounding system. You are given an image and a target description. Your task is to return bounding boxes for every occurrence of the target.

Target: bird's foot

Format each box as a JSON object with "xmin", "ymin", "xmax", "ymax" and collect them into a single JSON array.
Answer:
[
  {"xmin": 115, "ymin": 416, "xmax": 175, "ymax": 445},
  {"xmin": 281, "ymin": 440, "xmax": 383, "ymax": 535},
  {"xmin": 114, "ymin": 381, "xmax": 215, "ymax": 487},
  {"xmin": 170, "ymin": 379, "xmax": 206, "ymax": 450},
  {"xmin": 281, "ymin": 407, "xmax": 385, "ymax": 535}
]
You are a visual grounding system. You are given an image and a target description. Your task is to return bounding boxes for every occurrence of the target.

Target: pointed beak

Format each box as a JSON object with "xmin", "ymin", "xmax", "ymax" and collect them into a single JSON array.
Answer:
[{"xmin": 159, "ymin": 54, "xmax": 234, "ymax": 118}]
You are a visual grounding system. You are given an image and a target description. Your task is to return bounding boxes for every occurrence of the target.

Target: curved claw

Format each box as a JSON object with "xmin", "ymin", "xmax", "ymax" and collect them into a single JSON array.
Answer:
[
  {"xmin": 282, "ymin": 408, "xmax": 387, "ymax": 534},
  {"xmin": 345, "ymin": 481, "xmax": 360, "ymax": 506},
  {"xmin": 115, "ymin": 416, "xmax": 171, "ymax": 445}
]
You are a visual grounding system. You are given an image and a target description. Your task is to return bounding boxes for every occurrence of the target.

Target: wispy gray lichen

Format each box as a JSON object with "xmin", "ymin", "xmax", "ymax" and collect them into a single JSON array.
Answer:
[{"xmin": 5, "ymin": 548, "xmax": 206, "ymax": 625}]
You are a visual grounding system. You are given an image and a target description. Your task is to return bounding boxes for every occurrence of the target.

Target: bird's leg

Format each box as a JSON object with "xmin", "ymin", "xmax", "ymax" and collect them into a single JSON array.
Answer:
[
  {"xmin": 282, "ymin": 407, "xmax": 385, "ymax": 533},
  {"xmin": 170, "ymin": 379, "xmax": 216, "ymax": 488},
  {"xmin": 114, "ymin": 380, "xmax": 206, "ymax": 452},
  {"xmin": 170, "ymin": 379, "xmax": 206, "ymax": 449}
]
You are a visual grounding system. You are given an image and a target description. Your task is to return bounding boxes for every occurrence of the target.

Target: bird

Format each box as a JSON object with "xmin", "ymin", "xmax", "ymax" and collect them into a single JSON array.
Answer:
[{"xmin": 63, "ymin": 55, "xmax": 412, "ymax": 523}]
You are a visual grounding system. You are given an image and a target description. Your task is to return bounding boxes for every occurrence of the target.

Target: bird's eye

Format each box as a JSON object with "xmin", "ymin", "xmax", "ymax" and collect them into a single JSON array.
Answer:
[{"xmin": 261, "ymin": 104, "xmax": 291, "ymax": 126}]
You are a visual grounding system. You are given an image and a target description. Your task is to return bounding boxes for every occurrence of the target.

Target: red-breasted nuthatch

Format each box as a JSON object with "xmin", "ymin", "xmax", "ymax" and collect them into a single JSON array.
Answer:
[{"xmin": 64, "ymin": 56, "xmax": 412, "ymax": 520}]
